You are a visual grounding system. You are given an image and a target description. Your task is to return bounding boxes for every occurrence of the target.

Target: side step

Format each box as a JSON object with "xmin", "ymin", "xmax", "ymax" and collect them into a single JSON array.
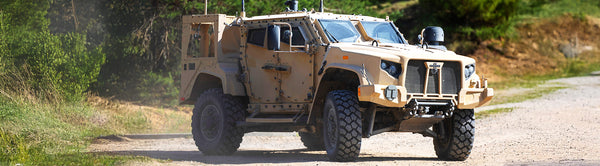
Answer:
[
  {"xmin": 238, "ymin": 116, "xmax": 307, "ymax": 132},
  {"xmin": 245, "ymin": 118, "xmax": 295, "ymax": 123},
  {"xmin": 238, "ymin": 103, "xmax": 310, "ymax": 132}
]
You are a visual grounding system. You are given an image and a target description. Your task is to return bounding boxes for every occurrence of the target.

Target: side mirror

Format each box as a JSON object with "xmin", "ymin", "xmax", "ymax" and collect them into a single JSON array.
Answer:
[{"xmin": 268, "ymin": 25, "xmax": 281, "ymax": 51}]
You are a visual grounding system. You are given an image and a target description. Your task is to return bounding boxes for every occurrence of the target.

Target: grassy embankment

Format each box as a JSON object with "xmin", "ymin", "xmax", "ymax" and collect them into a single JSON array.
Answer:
[
  {"xmin": 0, "ymin": 99, "xmax": 145, "ymax": 165},
  {"xmin": 0, "ymin": 72, "xmax": 190, "ymax": 165}
]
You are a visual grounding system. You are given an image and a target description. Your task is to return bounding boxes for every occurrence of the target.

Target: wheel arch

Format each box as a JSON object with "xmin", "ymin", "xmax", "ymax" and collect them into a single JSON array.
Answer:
[
  {"xmin": 182, "ymin": 67, "xmax": 248, "ymax": 105},
  {"xmin": 308, "ymin": 66, "xmax": 363, "ymax": 125},
  {"xmin": 182, "ymin": 73, "xmax": 224, "ymax": 104}
]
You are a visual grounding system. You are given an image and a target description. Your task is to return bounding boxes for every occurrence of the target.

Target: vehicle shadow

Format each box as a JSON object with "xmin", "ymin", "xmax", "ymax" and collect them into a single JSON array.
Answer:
[{"xmin": 93, "ymin": 149, "xmax": 439, "ymax": 164}]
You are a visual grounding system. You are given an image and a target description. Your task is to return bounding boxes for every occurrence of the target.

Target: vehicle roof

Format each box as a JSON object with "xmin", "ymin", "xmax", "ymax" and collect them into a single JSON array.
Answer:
[{"xmin": 242, "ymin": 11, "xmax": 388, "ymax": 22}]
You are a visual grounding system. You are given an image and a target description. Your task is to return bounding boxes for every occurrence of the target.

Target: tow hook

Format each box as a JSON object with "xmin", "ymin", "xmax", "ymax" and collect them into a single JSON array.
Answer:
[{"xmin": 403, "ymin": 99, "xmax": 455, "ymax": 119}]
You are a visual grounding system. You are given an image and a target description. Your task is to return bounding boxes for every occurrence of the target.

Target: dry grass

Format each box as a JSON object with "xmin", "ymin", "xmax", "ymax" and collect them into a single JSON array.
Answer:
[
  {"xmin": 0, "ymin": 65, "xmax": 64, "ymax": 104},
  {"xmin": 87, "ymin": 95, "xmax": 192, "ymax": 134}
]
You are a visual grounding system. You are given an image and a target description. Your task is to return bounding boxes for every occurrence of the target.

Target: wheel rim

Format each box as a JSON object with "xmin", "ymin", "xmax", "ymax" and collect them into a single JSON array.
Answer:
[
  {"xmin": 200, "ymin": 105, "xmax": 223, "ymax": 141},
  {"xmin": 325, "ymin": 107, "xmax": 337, "ymax": 149}
]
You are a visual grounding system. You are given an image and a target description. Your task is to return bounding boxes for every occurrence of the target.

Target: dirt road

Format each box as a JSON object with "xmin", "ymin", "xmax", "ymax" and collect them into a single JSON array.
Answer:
[{"xmin": 89, "ymin": 76, "xmax": 600, "ymax": 165}]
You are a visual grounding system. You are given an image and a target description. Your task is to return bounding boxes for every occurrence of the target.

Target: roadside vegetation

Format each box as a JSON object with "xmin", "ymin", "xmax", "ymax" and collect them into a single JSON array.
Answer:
[
  {"xmin": 2, "ymin": 0, "xmax": 600, "ymax": 164},
  {"xmin": 475, "ymin": 107, "xmax": 515, "ymax": 119}
]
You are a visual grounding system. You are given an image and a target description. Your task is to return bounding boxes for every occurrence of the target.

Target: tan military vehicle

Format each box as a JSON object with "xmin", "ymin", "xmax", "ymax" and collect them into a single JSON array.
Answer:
[{"xmin": 179, "ymin": 0, "xmax": 493, "ymax": 162}]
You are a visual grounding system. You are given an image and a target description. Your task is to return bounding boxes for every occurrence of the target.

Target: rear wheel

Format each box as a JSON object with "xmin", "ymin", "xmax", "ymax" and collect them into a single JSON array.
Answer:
[
  {"xmin": 433, "ymin": 109, "xmax": 475, "ymax": 161},
  {"xmin": 192, "ymin": 88, "xmax": 245, "ymax": 155},
  {"xmin": 322, "ymin": 90, "xmax": 362, "ymax": 161}
]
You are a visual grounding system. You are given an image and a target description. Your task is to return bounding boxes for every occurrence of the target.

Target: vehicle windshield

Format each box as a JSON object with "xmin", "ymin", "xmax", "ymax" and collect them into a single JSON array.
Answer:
[
  {"xmin": 318, "ymin": 19, "xmax": 360, "ymax": 43},
  {"xmin": 361, "ymin": 21, "xmax": 404, "ymax": 44}
]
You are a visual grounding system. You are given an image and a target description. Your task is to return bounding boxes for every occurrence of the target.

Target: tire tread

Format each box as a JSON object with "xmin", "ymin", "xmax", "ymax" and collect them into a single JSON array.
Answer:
[
  {"xmin": 325, "ymin": 90, "xmax": 362, "ymax": 161},
  {"xmin": 192, "ymin": 88, "xmax": 245, "ymax": 155},
  {"xmin": 434, "ymin": 109, "xmax": 475, "ymax": 161}
]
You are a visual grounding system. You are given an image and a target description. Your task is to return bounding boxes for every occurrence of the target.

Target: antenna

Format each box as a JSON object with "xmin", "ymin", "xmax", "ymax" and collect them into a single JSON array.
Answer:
[
  {"xmin": 241, "ymin": 0, "xmax": 246, "ymax": 17},
  {"xmin": 319, "ymin": 0, "xmax": 324, "ymax": 12}
]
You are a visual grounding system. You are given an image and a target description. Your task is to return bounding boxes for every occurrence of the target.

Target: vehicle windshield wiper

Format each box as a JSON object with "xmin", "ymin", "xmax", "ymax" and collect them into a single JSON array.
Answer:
[{"xmin": 323, "ymin": 28, "xmax": 339, "ymax": 43}]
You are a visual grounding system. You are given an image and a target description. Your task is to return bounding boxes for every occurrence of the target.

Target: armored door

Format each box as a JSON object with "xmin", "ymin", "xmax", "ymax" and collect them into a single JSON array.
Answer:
[
  {"xmin": 273, "ymin": 26, "xmax": 314, "ymax": 103},
  {"xmin": 244, "ymin": 28, "xmax": 280, "ymax": 103}
]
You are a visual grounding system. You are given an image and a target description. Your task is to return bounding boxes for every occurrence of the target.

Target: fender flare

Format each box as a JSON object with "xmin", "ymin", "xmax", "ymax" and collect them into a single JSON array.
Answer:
[
  {"xmin": 182, "ymin": 69, "xmax": 246, "ymax": 104},
  {"xmin": 307, "ymin": 63, "xmax": 369, "ymax": 124},
  {"xmin": 322, "ymin": 63, "xmax": 371, "ymax": 86}
]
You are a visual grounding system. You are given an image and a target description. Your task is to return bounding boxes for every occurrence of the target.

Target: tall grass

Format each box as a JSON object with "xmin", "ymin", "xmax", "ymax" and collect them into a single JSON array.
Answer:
[{"xmin": 0, "ymin": 65, "xmax": 61, "ymax": 105}]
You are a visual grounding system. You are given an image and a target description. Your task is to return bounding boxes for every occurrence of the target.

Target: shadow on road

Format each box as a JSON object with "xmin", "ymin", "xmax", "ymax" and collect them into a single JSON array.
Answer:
[{"xmin": 93, "ymin": 149, "xmax": 439, "ymax": 164}]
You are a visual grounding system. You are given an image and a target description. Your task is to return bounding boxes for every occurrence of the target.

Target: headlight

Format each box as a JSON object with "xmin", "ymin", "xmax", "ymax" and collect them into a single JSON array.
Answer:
[
  {"xmin": 381, "ymin": 60, "xmax": 402, "ymax": 78},
  {"xmin": 464, "ymin": 64, "xmax": 475, "ymax": 80}
]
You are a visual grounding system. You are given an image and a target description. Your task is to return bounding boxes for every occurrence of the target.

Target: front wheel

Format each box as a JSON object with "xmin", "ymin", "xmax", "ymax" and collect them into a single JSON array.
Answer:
[
  {"xmin": 433, "ymin": 109, "xmax": 475, "ymax": 161},
  {"xmin": 322, "ymin": 90, "xmax": 362, "ymax": 161}
]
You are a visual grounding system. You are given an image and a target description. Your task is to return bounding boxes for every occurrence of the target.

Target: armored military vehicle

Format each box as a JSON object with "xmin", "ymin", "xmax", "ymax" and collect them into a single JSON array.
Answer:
[{"xmin": 179, "ymin": 0, "xmax": 493, "ymax": 161}]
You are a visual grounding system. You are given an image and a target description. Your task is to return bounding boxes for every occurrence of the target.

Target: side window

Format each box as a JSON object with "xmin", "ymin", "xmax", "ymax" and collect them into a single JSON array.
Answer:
[
  {"xmin": 281, "ymin": 27, "xmax": 305, "ymax": 45},
  {"xmin": 187, "ymin": 23, "xmax": 215, "ymax": 57},
  {"xmin": 247, "ymin": 28, "xmax": 266, "ymax": 46}
]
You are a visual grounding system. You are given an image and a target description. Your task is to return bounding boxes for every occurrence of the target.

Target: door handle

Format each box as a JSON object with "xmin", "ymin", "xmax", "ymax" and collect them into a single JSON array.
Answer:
[{"xmin": 262, "ymin": 64, "xmax": 290, "ymax": 72}]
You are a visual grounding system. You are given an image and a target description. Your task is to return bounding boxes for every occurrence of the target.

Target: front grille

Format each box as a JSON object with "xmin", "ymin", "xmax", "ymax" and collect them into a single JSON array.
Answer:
[{"xmin": 405, "ymin": 60, "xmax": 461, "ymax": 94}]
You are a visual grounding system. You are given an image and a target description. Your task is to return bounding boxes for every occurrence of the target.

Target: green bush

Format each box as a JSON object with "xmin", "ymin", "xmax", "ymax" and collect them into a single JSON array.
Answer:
[
  {"xmin": 417, "ymin": 0, "xmax": 519, "ymax": 40},
  {"xmin": 3, "ymin": 30, "xmax": 105, "ymax": 101},
  {"xmin": 1, "ymin": 0, "xmax": 105, "ymax": 101}
]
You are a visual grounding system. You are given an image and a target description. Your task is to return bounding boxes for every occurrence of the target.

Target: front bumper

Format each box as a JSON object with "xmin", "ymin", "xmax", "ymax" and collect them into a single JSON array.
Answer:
[
  {"xmin": 357, "ymin": 84, "xmax": 493, "ymax": 109},
  {"xmin": 457, "ymin": 88, "xmax": 494, "ymax": 109}
]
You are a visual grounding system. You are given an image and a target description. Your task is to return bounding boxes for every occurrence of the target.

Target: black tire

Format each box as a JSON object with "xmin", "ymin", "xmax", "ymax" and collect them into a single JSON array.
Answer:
[
  {"xmin": 433, "ymin": 109, "xmax": 475, "ymax": 161},
  {"xmin": 322, "ymin": 90, "xmax": 362, "ymax": 161},
  {"xmin": 299, "ymin": 131, "xmax": 325, "ymax": 150},
  {"xmin": 192, "ymin": 88, "xmax": 245, "ymax": 155}
]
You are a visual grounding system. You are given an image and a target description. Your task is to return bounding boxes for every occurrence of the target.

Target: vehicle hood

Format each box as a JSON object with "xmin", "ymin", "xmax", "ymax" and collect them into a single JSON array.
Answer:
[{"xmin": 330, "ymin": 43, "xmax": 476, "ymax": 64}]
